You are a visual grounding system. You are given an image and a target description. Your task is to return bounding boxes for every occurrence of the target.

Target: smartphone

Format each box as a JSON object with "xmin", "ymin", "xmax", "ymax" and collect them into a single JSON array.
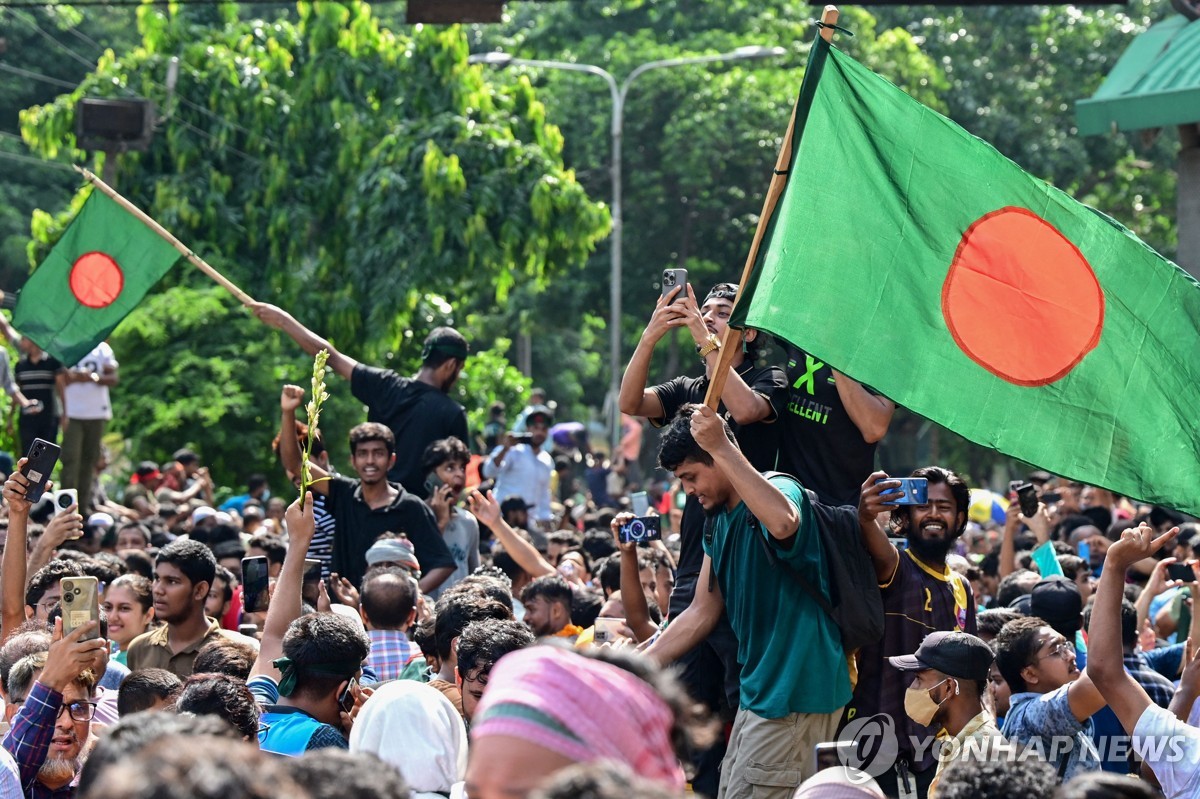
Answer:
[
  {"xmin": 813, "ymin": 740, "xmax": 854, "ymax": 773},
  {"xmin": 661, "ymin": 268, "xmax": 688, "ymax": 303},
  {"xmin": 630, "ymin": 491, "xmax": 650, "ymax": 517},
  {"xmin": 424, "ymin": 471, "xmax": 445, "ymax": 496},
  {"xmin": 1041, "ymin": 490, "xmax": 1062, "ymax": 504},
  {"xmin": 879, "ymin": 477, "xmax": 929, "ymax": 506},
  {"xmin": 1167, "ymin": 563, "xmax": 1197, "ymax": 583},
  {"xmin": 337, "ymin": 676, "xmax": 358, "ymax": 714},
  {"xmin": 21, "ymin": 438, "xmax": 60, "ymax": 504},
  {"xmin": 1016, "ymin": 483, "xmax": 1039, "ymax": 517},
  {"xmin": 61, "ymin": 576, "xmax": 100, "ymax": 640},
  {"xmin": 1078, "ymin": 541, "xmax": 1090, "ymax": 562},
  {"xmin": 237, "ymin": 623, "xmax": 259, "ymax": 638},
  {"xmin": 889, "ymin": 536, "xmax": 909, "ymax": 551},
  {"xmin": 619, "ymin": 515, "xmax": 662, "ymax": 545},
  {"xmin": 53, "ymin": 488, "xmax": 79, "ymax": 517},
  {"xmin": 242, "ymin": 556, "xmax": 270, "ymax": 613},
  {"xmin": 302, "ymin": 559, "xmax": 323, "ymax": 585},
  {"xmin": 510, "ymin": 431, "xmax": 534, "ymax": 445}
]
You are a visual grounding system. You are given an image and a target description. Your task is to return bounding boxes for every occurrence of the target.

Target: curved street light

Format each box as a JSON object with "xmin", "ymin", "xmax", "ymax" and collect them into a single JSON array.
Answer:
[{"xmin": 470, "ymin": 45, "xmax": 787, "ymax": 447}]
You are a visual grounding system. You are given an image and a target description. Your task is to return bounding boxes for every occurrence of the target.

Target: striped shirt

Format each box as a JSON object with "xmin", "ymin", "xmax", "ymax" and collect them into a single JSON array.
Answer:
[{"xmin": 307, "ymin": 493, "xmax": 337, "ymax": 580}]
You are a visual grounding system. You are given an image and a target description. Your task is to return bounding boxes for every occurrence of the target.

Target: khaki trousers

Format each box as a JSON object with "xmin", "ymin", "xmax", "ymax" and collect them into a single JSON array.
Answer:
[{"xmin": 717, "ymin": 706, "xmax": 843, "ymax": 799}]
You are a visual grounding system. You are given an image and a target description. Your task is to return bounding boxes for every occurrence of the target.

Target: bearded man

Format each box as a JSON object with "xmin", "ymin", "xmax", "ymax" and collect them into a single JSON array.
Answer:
[{"xmin": 845, "ymin": 466, "xmax": 978, "ymax": 799}]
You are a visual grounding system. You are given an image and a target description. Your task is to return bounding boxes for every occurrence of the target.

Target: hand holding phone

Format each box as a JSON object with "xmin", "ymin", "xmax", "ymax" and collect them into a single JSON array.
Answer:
[
  {"xmin": 242, "ymin": 556, "xmax": 270, "ymax": 613},
  {"xmin": 661, "ymin": 268, "xmax": 688, "ymax": 304},
  {"xmin": 20, "ymin": 438, "xmax": 60, "ymax": 504},
  {"xmin": 61, "ymin": 577, "xmax": 101, "ymax": 640},
  {"xmin": 878, "ymin": 477, "xmax": 929, "ymax": 506}
]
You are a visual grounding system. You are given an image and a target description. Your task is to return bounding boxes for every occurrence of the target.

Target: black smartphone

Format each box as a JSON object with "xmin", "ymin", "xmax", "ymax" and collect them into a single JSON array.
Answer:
[
  {"xmin": 21, "ymin": 438, "xmax": 60, "ymax": 504},
  {"xmin": 510, "ymin": 431, "xmax": 534, "ymax": 445},
  {"xmin": 1167, "ymin": 563, "xmax": 1196, "ymax": 583},
  {"xmin": 619, "ymin": 515, "xmax": 662, "ymax": 545},
  {"xmin": 337, "ymin": 676, "xmax": 358, "ymax": 713},
  {"xmin": 1041, "ymin": 491, "xmax": 1062, "ymax": 504},
  {"xmin": 242, "ymin": 556, "xmax": 270, "ymax": 613},
  {"xmin": 1016, "ymin": 483, "xmax": 1039, "ymax": 517}
]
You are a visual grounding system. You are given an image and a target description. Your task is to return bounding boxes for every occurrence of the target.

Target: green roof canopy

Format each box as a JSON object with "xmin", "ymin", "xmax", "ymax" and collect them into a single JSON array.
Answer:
[{"xmin": 1077, "ymin": 14, "xmax": 1200, "ymax": 135}]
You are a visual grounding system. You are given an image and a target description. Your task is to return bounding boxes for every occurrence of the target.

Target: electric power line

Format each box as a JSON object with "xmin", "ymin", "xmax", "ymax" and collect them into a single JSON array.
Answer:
[
  {"xmin": 0, "ymin": 61, "xmax": 79, "ymax": 88},
  {"xmin": 7, "ymin": 10, "xmax": 98, "ymax": 69},
  {"xmin": 0, "ymin": 148, "xmax": 75, "ymax": 172}
]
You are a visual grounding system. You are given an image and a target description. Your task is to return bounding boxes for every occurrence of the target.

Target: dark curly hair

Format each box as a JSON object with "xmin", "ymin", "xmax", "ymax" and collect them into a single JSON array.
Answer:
[
  {"xmin": 657, "ymin": 404, "xmax": 736, "ymax": 472},
  {"xmin": 175, "ymin": 673, "xmax": 260, "ymax": 741},
  {"xmin": 889, "ymin": 465, "xmax": 971, "ymax": 538}
]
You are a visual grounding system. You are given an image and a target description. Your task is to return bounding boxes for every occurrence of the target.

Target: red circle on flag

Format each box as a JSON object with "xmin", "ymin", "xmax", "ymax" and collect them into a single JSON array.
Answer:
[
  {"xmin": 941, "ymin": 207, "xmax": 1104, "ymax": 387},
  {"xmin": 69, "ymin": 252, "xmax": 124, "ymax": 309}
]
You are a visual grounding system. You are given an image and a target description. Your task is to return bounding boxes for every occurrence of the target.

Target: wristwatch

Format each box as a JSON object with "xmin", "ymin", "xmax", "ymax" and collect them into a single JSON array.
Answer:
[{"xmin": 696, "ymin": 333, "xmax": 721, "ymax": 358}]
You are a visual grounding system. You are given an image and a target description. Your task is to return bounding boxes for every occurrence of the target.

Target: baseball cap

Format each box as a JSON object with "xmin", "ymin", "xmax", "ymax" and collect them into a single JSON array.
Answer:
[
  {"xmin": 888, "ymin": 630, "xmax": 994, "ymax": 681},
  {"xmin": 524, "ymin": 404, "xmax": 554, "ymax": 427},
  {"xmin": 500, "ymin": 496, "xmax": 531, "ymax": 513},
  {"xmin": 1030, "ymin": 576, "xmax": 1083, "ymax": 629},
  {"xmin": 365, "ymin": 537, "xmax": 421, "ymax": 572}
]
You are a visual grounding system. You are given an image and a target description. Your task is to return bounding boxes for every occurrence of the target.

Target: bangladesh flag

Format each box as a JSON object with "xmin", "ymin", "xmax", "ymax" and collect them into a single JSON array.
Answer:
[
  {"xmin": 730, "ymin": 39, "xmax": 1200, "ymax": 515},
  {"xmin": 14, "ymin": 190, "xmax": 180, "ymax": 366}
]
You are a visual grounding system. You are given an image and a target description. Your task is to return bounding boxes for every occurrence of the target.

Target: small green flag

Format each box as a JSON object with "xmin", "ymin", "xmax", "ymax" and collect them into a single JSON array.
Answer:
[
  {"xmin": 14, "ymin": 190, "xmax": 181, "ymax": 365},
  {"xmin": 731, "ymin": 41, "xmax": 1200, "ymax": 514}
]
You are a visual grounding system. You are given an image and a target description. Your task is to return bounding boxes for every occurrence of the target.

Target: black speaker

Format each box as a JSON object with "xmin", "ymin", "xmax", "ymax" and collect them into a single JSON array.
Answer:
[{"xmin": 75, "ymin": 98, "xmax": 155, "ymax": 152}]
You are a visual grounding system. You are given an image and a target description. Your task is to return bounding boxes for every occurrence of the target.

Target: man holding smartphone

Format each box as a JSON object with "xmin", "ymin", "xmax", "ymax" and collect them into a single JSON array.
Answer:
[
  {"xmin": 481, "ymin": 405, "xmax": 554, "ymax": 530},
  {"xmin": 619, "ymin": 280, "xmax": 785, "ymax": 796}
]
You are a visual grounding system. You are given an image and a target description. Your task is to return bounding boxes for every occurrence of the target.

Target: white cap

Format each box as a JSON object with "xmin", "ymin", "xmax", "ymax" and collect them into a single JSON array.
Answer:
[
  {"xmin": 191, "ymin": 506, "xmax": 217, "ymax": 525},
  {"xmin": 214, "ymin": 511, "xmax": 233, "ymax": 525},
  {"xmin": 86, "ymin": 512, "xmax": 115, "ymax": 529}
]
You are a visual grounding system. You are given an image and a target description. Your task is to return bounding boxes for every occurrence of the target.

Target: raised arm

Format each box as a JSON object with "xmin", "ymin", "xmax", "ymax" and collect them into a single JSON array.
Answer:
[
  {"xmin": 832, "ymin": 370, "xmax": 894, "ymax": 444},
  {"xmin": 251, "ymin": 303, "xmax": 358, "ymax": 380},
  {"xmin": 1, "ymin": 465, "xmax": 33, "ymax": 642},
  {"xmin": 857, "ymin": 470, "xmax": 902, "ymax": 583},
  {"xmin": 610, "ymin": 512, "xmax": 658, "ymax": 642},
  {"xmin": 1089, "ymin": 523, "xmax": 1179, "ymax": 733},
  {"xmin": 692, "ymin": 405, "xmax": 797, "ymax": 543},
  {"xmin": 618, "ymin": 287, "xmax": 686, "ymax": 419},
  {"xmin": 467, "ymin": 491, "xmax": 553, "ymax": 578},
  {"xmin": 279, "ymin": 385, "xmax": 330, "ymax": 496},
  {"xmin": 251, "ymin": 493, "xmax": 316, "ymax": 681}
]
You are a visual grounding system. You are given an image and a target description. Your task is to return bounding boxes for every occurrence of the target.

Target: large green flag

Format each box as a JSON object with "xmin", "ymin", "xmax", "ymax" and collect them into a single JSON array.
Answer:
[
  {"xmin": 14, "ymin": 190, "xmax": 180, "ymax": 365},
  {"xmin": 731, "ymin": 39, "xmax": 1200, "ymax": 515}
]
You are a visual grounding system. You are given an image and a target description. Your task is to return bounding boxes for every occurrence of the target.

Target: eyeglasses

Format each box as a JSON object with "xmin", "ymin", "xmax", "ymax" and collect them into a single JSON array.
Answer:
[
  {"xmin": 1035, "ymin": 640, "xmax": 1074, "ymax": 662},
  {"xmin": 57, "ymin": 701, "xmax": 96, "ymax": 722}
]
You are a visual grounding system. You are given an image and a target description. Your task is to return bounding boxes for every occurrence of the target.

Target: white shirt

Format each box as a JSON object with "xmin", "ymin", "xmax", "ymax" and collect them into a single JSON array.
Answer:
[
  {"xmin": 1133, "ymin": 703, "xmax": 1200, "ymax": 798},
  {"xmin": 0, "ymin": 745, "xmax": 21, "ymax": 799},
  {"xmin": 64, "ymin": 342, "xmax": 117, "ymax": 420},
  {"xmin": 481, "ymin": 443, "xmax": 553, "ymax": 522}
]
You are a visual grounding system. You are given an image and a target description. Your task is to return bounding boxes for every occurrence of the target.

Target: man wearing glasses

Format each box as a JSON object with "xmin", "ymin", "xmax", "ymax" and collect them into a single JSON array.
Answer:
[
  {"xmin": 992, "ymin": 615, "xmax": 1108, "ymax": 782},
  {"xmin": 2, "ymin": 618, "xmax": 106, "ymax": 798}
]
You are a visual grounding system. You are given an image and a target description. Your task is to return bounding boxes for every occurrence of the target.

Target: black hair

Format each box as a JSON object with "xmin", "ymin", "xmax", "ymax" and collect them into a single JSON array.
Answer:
[
  {"xmin": 211, "ymin": 565, "xmax": 236, "ymax": 602},
  {"xmin": 349, "ymin": 422, "xmax": 396, "ymax": 457},
  {"xmin": 993, "ymin": 615, "xmax": 1052, "ymax": 694},
  {"xmin": 115, "ymin": 522, "xmax": 152, "ymax": 547},
  {"xmin": 976, "ymin": 608, "xmax": 1021, "ymax": 641},
  {"xmin": 456, "ymin": 619, "xmax": 535, "ymax": 680},
  {"xmin": 996, "ymin": 569, "xmax": 1039, "ymax": 609},
  {"xmin": 657, "ymin": 404, "xmax": 737, "ymax": 471},
  {"xmin": 82, "ymin": 734, "xmax": 301, "ymax": 799},
  {"xmin": 1080, "ymin": 598, "xmax": 1139, "ymax": 650},
  {"xmin": 175, "ymin": 673, "xmax": 260, "ymax": 741},
  {"xmin": 117, "ymin": 668, "xmax": 183, "ymax": 716},
  {"xmin": 421, "ymin": 326, "xmax": 468, "ymax": 368},
  {"xmin": 433, "ymin": 594, "xmax": 511, "ymax": 661},
  {"xmin": 247, "ymin": 474, "xmax": 269, "ymax": 494},
  {"xmin": 520, "ymin": 575, "xmax": 574, "ymax": 615},
  {"xmin": 25, "ymin": 559, "xmax": 85, "ymax": 608},
  {"xmin": 937, "ymin": 755, "xmax": 1056, "ymax": 799},
  {"xmin": 420, "ymin": 436, "xmax": 470, "ymax": 474},
  {"xmin": 979, "ymin": 551, "xmax": 1001, "ymax": 578},
  {"xmin": 281, "ymin": 613, "xmax": 370, "ymax": 698},
  {"xmin": 109, "ymin": 574, "xmax": 153, "ymax": 612},
  {"xmin": 272, "ymin": 419, "xmax": 326, "ymax": 461},
  {"xmin": 0, "ymin": 627, "xmax": 50, "ymax": 699},
  {"xmin": 559, "ymin": 546, "xmax": 593, "ymax": 575},
  {"xmin": 1054, "ymin": 771, "xmax": 1165, "ymax": 799},
  {"xmin": 580, "ymin": 529, "xmax": 618, "ymax": 562},
  {"xmin": 80, "ymin": 555, "xmax": 121, "ymax": 586},
  {"xmin": 288, "ymin": 750, "xmax": 413, "ymax": 799},
  {"xmin": 156, "ymin": 539, "xmax": 217, "ymax": 589},
  {"xmin": 77, "ymin": 711, "xmax": 242, "ymax": 795},
  {"xmin": 1057, "ymin": 554, "xmax": 1089, "ymax": 582},
  {"xmin": 123, "ymin": 549, "xmax": 156, "ymax": 580},
  {"xmin": 248, "ymin": 534, "xmax": 287, "ymax": 566},
  {"xmin": 412, "ymin": 619, "xmax": 438, "ymax": 662},
  {"xmin": 571, "ymin": 589, "xmax": 603, "ymax": 629},
  {"xmin": 531, "ymin": 761, "xmax": 682, "ymax": 799},
  {"xmin": 491, "ymin": 548, "xmax": 524, "ymax": 583},
  {"xmin": 597, "ymin": 554, "xmax": 622, "ymax": 596},
  {"xmin": 361, "ymin": 570, "xmax": 419, "ymax": 630},
  {"xmin": 891, "ymin": 465, "xmax": 971, "ymax": 538},
  {"xmin": 193, "ymin": 638, "xmax": 258, "ymax": 681},
  {"xmin": 449, "ymin": 574, "xmax": 515, "ymax": 613},
  {"xmin": 93, "ymin": 551, "xmax": 128, "ymax": 578}
]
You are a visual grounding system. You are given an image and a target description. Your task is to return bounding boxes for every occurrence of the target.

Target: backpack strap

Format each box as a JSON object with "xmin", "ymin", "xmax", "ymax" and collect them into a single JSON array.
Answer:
[{"xmin": 751, "ymin": 513, "xmax": 835, "ymax": 620}]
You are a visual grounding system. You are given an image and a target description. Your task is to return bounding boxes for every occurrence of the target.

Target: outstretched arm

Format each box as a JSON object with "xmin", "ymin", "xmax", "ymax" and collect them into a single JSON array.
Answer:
[
  {"xmin": 467, "ymin": 491, "xmax": 554, "ymax": 578},
  {"xmin": 645, "ymin": 555, "xmax": 723, "ymax": 665},
  {"xmin": 251, "ymin": 494, "xmax": 316, "ymax": 681},
  {"xmin": 619, "ymin": 286, "xmax": 687, "ymax": 420},
  {"xmin": 857, "ymin": 471, "xmax": 901, "ymax": 583},
  {"xmin": 832, "ymin": 370, "xmax": 894, "ymax": 443},
  {"xmin": 279, "ymin": 385, "xmax": 330, "ymax": 496},
  {"xmin": 251, "ymin": 303, "xmax": 358, "ymax": 380}
]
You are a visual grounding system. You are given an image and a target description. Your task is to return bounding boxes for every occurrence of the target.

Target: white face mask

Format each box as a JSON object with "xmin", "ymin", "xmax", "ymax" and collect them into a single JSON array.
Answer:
[{"xmin": 903, "ymin": 677, "xmax": 957, "ymax": 727}]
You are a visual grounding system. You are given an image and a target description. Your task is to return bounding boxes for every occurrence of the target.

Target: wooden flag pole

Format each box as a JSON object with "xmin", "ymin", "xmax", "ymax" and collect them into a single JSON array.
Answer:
[
  {"xmin": 73, "ymin": 165, "xmax": 257, "ymax": 306},
  {"xmin": 704, "ymin": 5, "xmax": 839, "ymax": 411}
]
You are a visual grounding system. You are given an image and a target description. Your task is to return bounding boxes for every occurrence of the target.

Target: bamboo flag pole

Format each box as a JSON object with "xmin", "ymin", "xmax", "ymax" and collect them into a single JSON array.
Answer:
[
  {"xmin": 704, "ymin": 5, "xmax": 839, "ymax": 411},
  {"xmin": 73, "ymin": 165, "xmax": 257, "ymax": 306}
]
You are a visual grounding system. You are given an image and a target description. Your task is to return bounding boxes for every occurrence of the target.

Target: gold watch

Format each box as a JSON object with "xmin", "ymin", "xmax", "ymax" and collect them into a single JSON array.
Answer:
[{"xmin": 696, "ymin": 333, "xmax": 722, "ymax": 358}]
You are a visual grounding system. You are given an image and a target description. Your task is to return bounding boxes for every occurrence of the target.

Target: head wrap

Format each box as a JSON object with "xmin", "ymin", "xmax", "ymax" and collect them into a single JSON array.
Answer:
[
  {"xmin": 471, "ymin": 646, "xmax": 684, "ymax": 790},
  {"xmin": 365, "ymin": 538, "xmax": 421, "ymax": 572},
  {"xmin": 271, "ymin": 656, "xmax": 360, "ymax": 697},
  {"xmin": 350, "ymin": 680, "xmax": 467, "ymax": 799}
]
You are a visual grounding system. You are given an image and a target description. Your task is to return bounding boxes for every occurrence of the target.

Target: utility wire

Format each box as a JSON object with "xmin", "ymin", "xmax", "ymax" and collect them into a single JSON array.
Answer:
[
  {"xmin": 0, "ymin": 148, "xmax": 76, "ymax": 172},
  {"xmin": 0, "ymin": 61, "xmax": 79, "ymax": 88}
]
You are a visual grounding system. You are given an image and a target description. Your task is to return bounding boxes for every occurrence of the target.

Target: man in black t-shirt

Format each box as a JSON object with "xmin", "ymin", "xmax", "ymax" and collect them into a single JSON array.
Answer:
[
  {"xmin": 278, "ymin": 385, "xmax": 455, "ymax": 592},
  {"xmin": 251, "ymin": 302, "xmax": 469, "ymax": 496},
  {"xmin": 12, "ymin": 338, "xmax": 64, "ymax": 453},
  {"xmin": 775, "ymin": 341, "xmax": 895, "ymax": 507},
  {"xmin": 618, "ymin": 280, "xmax": 785, "ymax": 797}
]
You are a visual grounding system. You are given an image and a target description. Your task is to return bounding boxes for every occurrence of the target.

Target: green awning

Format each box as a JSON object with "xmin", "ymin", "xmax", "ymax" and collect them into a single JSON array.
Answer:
[{"xmin": 1076, "ymin": 14, "xmax": 1200, "ymax": 135}]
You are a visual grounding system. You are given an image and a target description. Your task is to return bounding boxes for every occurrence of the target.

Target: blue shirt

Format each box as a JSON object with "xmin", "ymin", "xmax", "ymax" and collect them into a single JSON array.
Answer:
[{"xmin": 1003, "ymin": 685, "xmax": 1100, "ymax": 781}]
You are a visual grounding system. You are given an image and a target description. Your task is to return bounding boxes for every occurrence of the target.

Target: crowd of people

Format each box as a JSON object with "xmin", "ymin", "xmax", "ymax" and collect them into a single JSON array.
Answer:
[{"xmin": 0, "ymin": 279, "xmax": 1192, "ymax": 799}]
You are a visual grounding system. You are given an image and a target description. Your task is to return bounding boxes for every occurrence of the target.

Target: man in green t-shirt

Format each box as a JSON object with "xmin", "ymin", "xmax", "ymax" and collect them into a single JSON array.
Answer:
[{"xmin": 646, "ymin": 403, "xmax": 851, "ymax": 799}]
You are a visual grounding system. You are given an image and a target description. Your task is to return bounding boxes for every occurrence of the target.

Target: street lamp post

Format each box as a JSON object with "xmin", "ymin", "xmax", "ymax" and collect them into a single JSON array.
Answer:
[{"xmin": 470, "ymin": 46, "xmax": 786, "ymax": 449}]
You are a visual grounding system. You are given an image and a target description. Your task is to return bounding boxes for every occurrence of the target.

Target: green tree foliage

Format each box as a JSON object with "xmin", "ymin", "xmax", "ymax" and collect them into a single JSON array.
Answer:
[{"xmin": 17, "ymin": 2, "xmax": 607, "ymax": 484}]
